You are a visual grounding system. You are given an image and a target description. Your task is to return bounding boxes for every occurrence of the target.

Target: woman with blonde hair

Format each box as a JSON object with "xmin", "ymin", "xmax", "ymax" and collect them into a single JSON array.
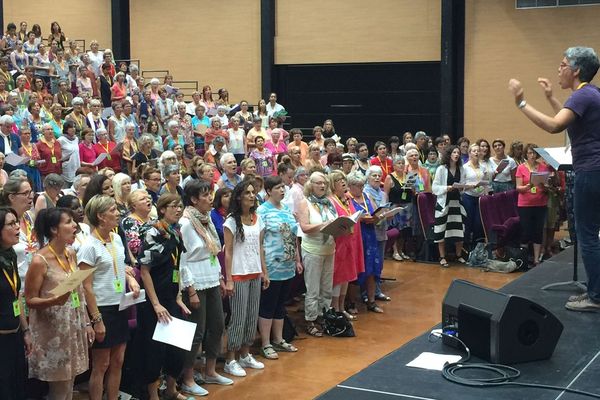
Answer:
[
  {"xmin": 297, "ymin": 172, "xmax": 337, "ymax": 336},
  {"xmin": 112, "ymin": 173, "xmax": 132, "ymax": 218},
  {"xmin": 79, "ymin": 195, "xmax": 140, "ymax": 400}
]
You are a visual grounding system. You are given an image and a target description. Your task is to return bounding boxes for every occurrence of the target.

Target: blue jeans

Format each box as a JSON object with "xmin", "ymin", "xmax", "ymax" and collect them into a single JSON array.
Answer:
[{"xmin": 574, "ymin": 171, "xmax": 600, "ymax": 302}]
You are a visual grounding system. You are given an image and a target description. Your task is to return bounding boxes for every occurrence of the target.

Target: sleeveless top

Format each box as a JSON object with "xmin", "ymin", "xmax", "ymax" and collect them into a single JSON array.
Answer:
[
  {"xmin": 388, "ymin": 173, "xmax": 413, "ymax": 204},
  {"xmin": 301, "ymin": 199, "xmax": 336, "ymax": 256}
]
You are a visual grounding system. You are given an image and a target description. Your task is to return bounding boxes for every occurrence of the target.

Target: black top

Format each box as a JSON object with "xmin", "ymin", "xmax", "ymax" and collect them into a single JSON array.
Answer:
[
  {"xmin": 99, "ymin": 75, "xmax": 113, "ymax": 107},
  {"xmin": 0, "ymin": 264, "xmax": 21, "ymax": 330},
  {"xmin": 388, "ymin": 173, "xmax": 413, "ymax": 205},
  {"xmin": 446, "ymin": 166, "xmax": 461, "ymax": 201},
  {"xmin": 139, "ymin": 223, "xmax": 185, "ymax": 302}
]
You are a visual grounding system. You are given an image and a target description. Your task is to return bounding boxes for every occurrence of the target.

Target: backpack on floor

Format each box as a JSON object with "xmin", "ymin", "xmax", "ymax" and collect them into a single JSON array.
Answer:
[
  {"xmin": 467, "ymin": 242, "xmax": 489, "ymax": 267},
  {"xmin": 282, "ymin": 313, "xmax": 298, "ymax": 343}
]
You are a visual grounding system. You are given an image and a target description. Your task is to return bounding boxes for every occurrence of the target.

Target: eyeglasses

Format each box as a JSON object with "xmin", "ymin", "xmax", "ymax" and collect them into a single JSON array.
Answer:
[{"xmin": 15, "ymin": 190, "xmax": 33, "ymax": 197}]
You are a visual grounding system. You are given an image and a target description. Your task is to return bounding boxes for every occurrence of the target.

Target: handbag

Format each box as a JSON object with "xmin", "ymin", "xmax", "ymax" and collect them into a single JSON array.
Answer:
[
  {"xmin": 483, "ymin": 259, "xmax": 521, "ymax": 273},
  {"xmin": 322, "ymin": 307, "xmax": 355, "ymax": 337},
  {"xmin": 502, "ymin": 246, "xmax": 529, "ymax": 270},
  {"xmin": 467, "ymin": 242, "xmax": 489, "ymax": 267}
]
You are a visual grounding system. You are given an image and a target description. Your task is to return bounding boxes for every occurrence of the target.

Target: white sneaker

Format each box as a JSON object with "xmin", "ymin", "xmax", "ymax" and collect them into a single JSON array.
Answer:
[
  {"xmin": 224, "ymin": 360, "xmax": 246, "ymax": 377},
  {"xmin": 204, "ymin": 373, "xmax": 234, "ymax": 386},
  {"xmin": 238, "ymin": 354, "xmax": 265, "ymax": 370},
  {"xmin": 392, "ymin": 252, "xmax": 403, "ymax": 261}
]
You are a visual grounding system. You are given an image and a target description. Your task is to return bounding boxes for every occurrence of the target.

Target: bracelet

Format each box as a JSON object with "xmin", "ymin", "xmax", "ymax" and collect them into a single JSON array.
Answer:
[
  {"xmin": 517, "ymin": 100, "xmax": 527, "ymax": 109},
  {"xmin": 91, "ymin": 314, "xmax": 103, "ymax": 325}
]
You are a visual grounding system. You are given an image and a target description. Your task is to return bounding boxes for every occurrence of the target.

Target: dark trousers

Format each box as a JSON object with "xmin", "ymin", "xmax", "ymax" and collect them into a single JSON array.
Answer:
[
  {"xmin": 135, "ymin": 300, "xmax": 186, "ymax": 384},
  {"xmin": 574, "ymin": 171, "xmax": 600, "ymax": 302},
  {"xmin": 0, "ymin": 332, "xmax": 26, "ymax": 400},
  {"xmin": 518, "ymin": 206, "xmax": 547, "ymax": 244},
  {"xmin": 462, "ymin": 193, "xmax": 484, "ymax": 244},
  {"xmin": 182, "ymin": 285, "xmax": 224, "ymax": 366},
  {"xmin": 259, "ymin": 278, "xmax": 293, "ymax": 320}
]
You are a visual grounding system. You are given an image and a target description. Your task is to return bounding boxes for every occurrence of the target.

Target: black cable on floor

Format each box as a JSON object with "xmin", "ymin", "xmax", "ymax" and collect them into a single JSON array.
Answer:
[{"xmin": 437, "ymin": 332, "xmax": 600, "ymax": 399}]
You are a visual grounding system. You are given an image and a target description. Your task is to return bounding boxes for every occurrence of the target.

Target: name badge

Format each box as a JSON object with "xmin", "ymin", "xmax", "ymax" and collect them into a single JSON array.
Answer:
[
  {"xmin": 51, "ymin": 156, "xmax": 57, "ymax": 164},
  {"xmin": 531, "ymin": 186, "xmax": 537, "ymax": 194},
  {"xmin": 70, "ymin": 291, "xmax": 81, "ymax": 309},
  {"xmin": 418, "ymin": 183, "xmax": 424, "ymax": 191},
  {"xmin": 172, "ymin": 270, "xmax": 179, "ymax": 283},
  {"xmin": 114, "ymin": 279, "xmax": 124, "ymax": 293},
  {"xmin": 262, "ymin": 160, "xmax": 268, "ymax": 167},
  {"xmin": 210, "ymin": 254, "xmax": 217, "ymax": 266},
  {"xmin": 401, "ymin": 191, "xmax": 407, "ymax": 200},
  {"xmin": 107, "ymin": 154, "xmax": 112, "ymax": 161},
  {"xmin": 12, "ymin": 299, "xmax": 21, "ymax": 317}
]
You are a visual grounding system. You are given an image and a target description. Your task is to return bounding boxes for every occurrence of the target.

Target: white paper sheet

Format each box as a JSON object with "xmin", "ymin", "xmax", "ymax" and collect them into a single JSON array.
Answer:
[
  {"xmin": 118, "ymin": 289, "xmax": 146, "ymax": 311},
  {"xmin": 5, "ymin": 152, "xmax": 30, "ymax": 166},
  {"xmin": 406, "ymin": 352, "xmax": 462, "ymax": 371},
  {"xmin": 152, "ymin": 317, "xmax": 197, "ymax": 351},
  {"xmin": 91, "ymin": 153, "xmax": 108, "ymax": 166}
]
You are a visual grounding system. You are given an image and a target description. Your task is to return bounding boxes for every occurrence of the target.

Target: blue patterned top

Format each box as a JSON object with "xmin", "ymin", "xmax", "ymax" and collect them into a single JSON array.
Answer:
[{"xmin": 257, "ymin": 201, "xmax": 298, "ymax": 281}]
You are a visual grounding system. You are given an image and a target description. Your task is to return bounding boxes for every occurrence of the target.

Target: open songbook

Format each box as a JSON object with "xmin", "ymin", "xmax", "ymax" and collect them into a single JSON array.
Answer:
[{"xmin": 320, "ymin": 210, "xmax": 364, "ymax": 237}]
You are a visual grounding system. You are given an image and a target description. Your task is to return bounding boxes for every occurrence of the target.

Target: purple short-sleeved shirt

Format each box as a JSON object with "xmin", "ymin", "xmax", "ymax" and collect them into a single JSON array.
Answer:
[{"xmin": 563, "ymin": 84, "xmax": 600, "ymax": 172}]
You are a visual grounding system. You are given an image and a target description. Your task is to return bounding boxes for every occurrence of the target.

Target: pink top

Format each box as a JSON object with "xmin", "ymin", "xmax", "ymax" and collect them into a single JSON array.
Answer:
[
  {"xmin": 330, "ymin": 194, "xmax": 365, "ymax": 285},
  {"xmin": 79, "ymin": 142, "xmax": 97, "ymax": 164},
  {"xmin": 516, "ymin": 162, "xmax": 550, "ymax": 207},
  {"xmin": 265, "ymin": 140, "xmax": 287, "ymax": 156}
]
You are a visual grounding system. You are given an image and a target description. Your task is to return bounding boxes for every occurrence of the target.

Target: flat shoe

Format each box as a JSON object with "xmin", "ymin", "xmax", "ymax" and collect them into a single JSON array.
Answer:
[
  {"xmin": 375, "ymin": 293, "xmax": 391, "ymax": 301},
  {"xmin": 342, "ymin": 310, "xmax": 357, "ymax": 321},
  {"xmin": 272, "ymin": 340, "xmax": 298, "ymax": 352},
  {"xmin": 367, "ymin": 302, "xmax": 384, "ymax": 313}
]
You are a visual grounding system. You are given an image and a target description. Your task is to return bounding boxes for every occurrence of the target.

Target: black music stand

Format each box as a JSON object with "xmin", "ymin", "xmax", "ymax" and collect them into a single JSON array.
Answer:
[{"xmin": 535, "ymin": 147, "xmax": 586, "ymax": 292}]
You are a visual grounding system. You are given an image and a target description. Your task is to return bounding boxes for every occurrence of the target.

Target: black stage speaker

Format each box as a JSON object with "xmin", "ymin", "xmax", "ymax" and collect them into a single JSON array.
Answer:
[{"xmin": 442, "ymin": 279, "xmax": 563, "ymax": 364}]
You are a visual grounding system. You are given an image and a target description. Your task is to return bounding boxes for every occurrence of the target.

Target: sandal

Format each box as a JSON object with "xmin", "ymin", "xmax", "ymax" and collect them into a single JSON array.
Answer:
[
  {"xmin": 260, "ymin": 344, "xmax": 279, "ymax": 360},
  {"xmin": 346, "ymin": 302, "xmax": 359, "ymax": 314},
  {"xmin": 439, "ymin": 257, "xmax": 449, "ymax": 268},
  {"xmin": 375, "ymin": 293, "xmax": 391, "ymax": 302},
  {"xmin": 272, "ymin": 340, "xmax": 298, "ymax": 352},
  {"xmin": 457, "ymin": 257, "xmax": 467, "ymax": 264},
  {"xmin": 367, "ymin": 302, "xmax": 384, "ymax": 313},
  {"xmin": 306, "ymin": 322, "xmax": 323, "ymax": 337},
  {"xmin": 342, "ymin": 310, "xmax": 357, "ymax": 321}
]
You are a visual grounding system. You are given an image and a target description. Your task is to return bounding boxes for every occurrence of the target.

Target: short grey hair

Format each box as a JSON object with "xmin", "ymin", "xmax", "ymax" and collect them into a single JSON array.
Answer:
[
  {"xmin": 72, "ymin": 97, "xmax": 84, "ymax": 105},
  {"xmin": 167, "ymin": 120, "xmax": 179, "ymax": 129},
  {"xmin": 44, "ymin": 173, "xmax": 64, "ymax": 189},
  {"xmin": 90, "ymin": 99, "xmax": 102, "ymax": 107},
  {"xmin": 346, "ymin": 171, "xmax": 366, "ymax": 187},
  {"xmin": 0, "ymin": 115, "xmax": 14, "ymax": 125},
  {"xmin": 219, "ymin": 152, "xmax": 236, "ymax": 166},
  {"xmin": 150, "ymin": 78, "xmax": 160, "ymax": 85},
  {"xmin": 365, "ymin": 165, "xmax": 383, "ymax": 179},
  {"xmin": 138, "ymin": 133, "xmax": 154, "ymax": 147},
  {"xmin": 163, "ymin": 163, "xmax": 180, "ymax": 177},
  {"xmin": 564, "ymin": 46, "xmax": 600, "ymax": 82},
  {"xmin": 125, "ymin": 122, "xmax": 136, "ymax": 130},
  {"xmin": 72, "ymin": 174, "xmax": 90, "ymax": 191}
]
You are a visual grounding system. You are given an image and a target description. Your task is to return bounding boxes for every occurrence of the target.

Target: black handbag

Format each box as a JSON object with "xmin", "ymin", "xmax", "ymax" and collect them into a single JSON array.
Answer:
[
  {"xmin": 502, "ymin": 246, "xmax": 529, "ymax": 271},
  {"xmin": 322, "ymin": 307, "xmax": 355, "ymax": 337}
]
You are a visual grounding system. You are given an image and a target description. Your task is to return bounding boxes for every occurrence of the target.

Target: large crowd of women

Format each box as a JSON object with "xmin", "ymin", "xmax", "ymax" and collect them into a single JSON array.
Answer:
[{"xmin": 0, "ymin": 21, "xmax": 569, "ymax": 400}]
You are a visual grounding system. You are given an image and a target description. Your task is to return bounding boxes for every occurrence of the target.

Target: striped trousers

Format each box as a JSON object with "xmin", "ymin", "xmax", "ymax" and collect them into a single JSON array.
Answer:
[{"xmin": 227, "ymin": 277, "xmax": 262, "ymax": 352}]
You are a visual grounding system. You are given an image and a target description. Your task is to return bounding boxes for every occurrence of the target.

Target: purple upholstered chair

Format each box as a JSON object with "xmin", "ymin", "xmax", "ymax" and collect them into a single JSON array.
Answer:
[
  {"xmin": 415, "ymin": 192, "xmax": 438, "ymax": 262},
  {"xmin": 479, "ymin": 189, "xmax": 520, "ymax": 248}
]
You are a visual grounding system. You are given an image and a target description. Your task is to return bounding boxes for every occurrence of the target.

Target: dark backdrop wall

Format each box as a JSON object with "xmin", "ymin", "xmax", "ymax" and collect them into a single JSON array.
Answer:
[{"xmin": 273, "ymin": 62, "xmax": 441, "ymax": 147}]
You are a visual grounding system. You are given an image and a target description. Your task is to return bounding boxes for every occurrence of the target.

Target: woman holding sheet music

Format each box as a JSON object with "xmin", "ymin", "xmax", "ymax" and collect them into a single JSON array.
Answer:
[
  {"xmin": 490, "ymin": 138, "xmax": 517, "ymax": 193},
  {"xmin": 515, "ymin": 143, "xmax": 551, "ymax": 267},
  {"xmin": 461, "ymin": 143, "xmax": 491, "ymax": 245},
  {"xmin": 136, "ymin": 193, "xmax": 190, "ymax": 400},
  {"xmin": 25, "ymin": 207, "xmax": 93, "ymax": 400},
  {"xmin": 432, "ymin": 146, "xmax": 468, "ymax": 268},
  {"xmin": 79, "ymin": 195, "xmax": 139, "ymax": 400},
  {"xmin": 297, "ymin": 171, "xmax": 337, "ymax": 336},
  {"xmin": 328, "ymin": 171, "xmax": 364, "ymax": 321}
]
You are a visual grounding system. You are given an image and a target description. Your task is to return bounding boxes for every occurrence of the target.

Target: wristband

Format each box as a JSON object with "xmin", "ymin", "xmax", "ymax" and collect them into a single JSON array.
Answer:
[{"xmin": 517, "ymin": 100, "xmax": 527, "ymax": 109}]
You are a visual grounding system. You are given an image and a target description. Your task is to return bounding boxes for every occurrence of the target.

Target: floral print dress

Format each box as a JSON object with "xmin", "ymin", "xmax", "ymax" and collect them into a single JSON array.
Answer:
[{"xmin": 28, "ymin": 255, "xmax": 89, "ymax": 382}]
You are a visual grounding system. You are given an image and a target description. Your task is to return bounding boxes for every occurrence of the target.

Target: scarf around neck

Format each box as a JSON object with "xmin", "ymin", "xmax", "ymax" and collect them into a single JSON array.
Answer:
[{"xmin": 183, "ymin": 206, "xmax": 221, "ymax": 256}]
